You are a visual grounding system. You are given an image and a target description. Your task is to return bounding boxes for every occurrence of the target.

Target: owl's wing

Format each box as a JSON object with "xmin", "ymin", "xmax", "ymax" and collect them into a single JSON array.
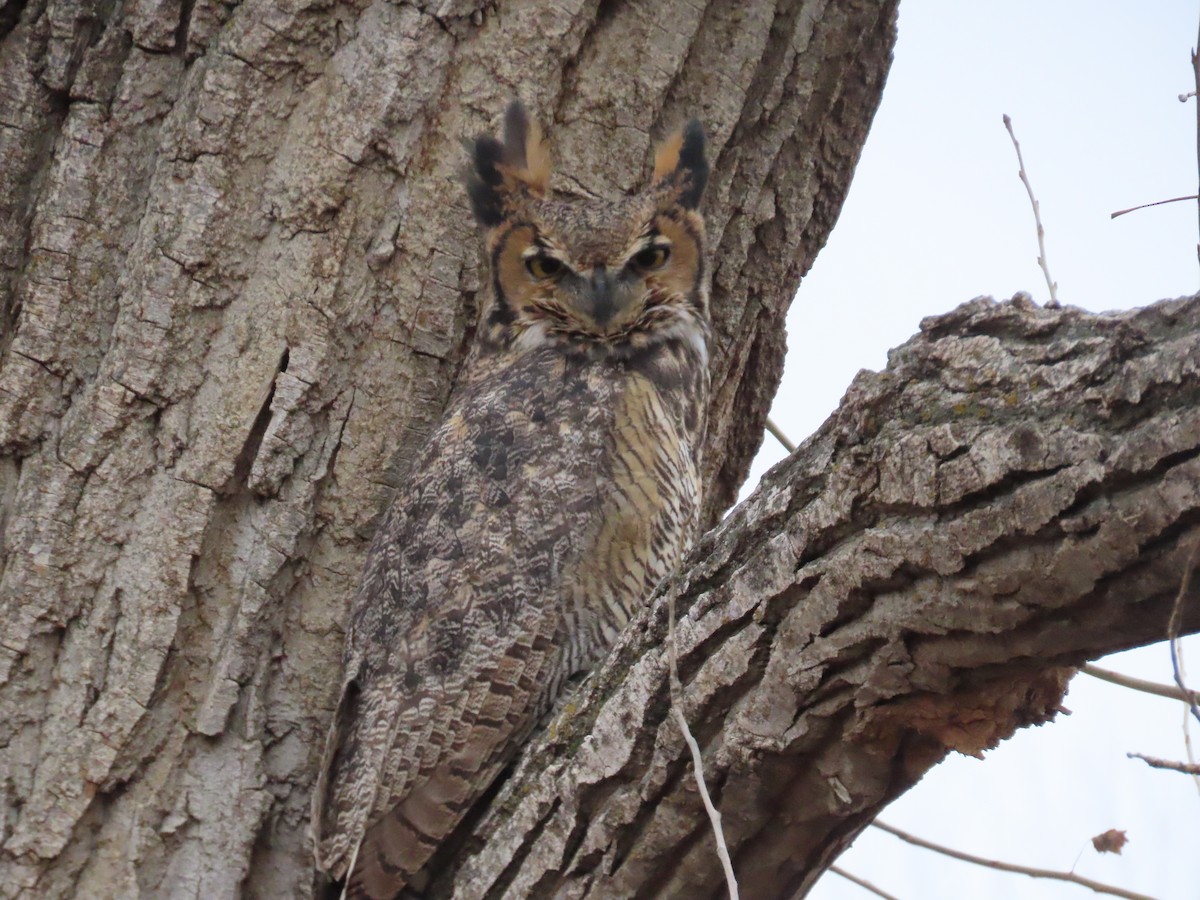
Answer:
[
  {"xmin": 312, "ymin": 381, "xmax": 605, "ymax": 897},
  {"xmin": 311, "ymin": 502, "xmax": 415, "ymax": 884},
  {"xmin": 313, "ymin": 542, "xmax": 565, "ymax": 897},
  {"xmin": 344, "ymin": 603, "xmax": 562, "ymax": 897}
]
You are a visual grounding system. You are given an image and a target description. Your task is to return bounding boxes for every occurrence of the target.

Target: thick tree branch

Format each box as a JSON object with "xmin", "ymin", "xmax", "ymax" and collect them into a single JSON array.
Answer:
[{"xmin": 429, "ymin": 293, "xmax": 1200, "ymax": 899}]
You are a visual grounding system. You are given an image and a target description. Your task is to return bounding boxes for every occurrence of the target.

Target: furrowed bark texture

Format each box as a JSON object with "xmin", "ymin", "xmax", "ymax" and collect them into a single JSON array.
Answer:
[
  {"xmin": 0, "ymin": 0, "xmax": 896, "ymax": 896},
  {"xmin": 429, "ymin": 294, "xmax": 1200, "ymax": 900}
]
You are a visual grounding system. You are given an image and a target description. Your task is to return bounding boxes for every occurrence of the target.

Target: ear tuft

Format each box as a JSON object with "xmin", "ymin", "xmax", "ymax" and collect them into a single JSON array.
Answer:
[
  {"xmin": 652, "ymin": 129, "xmax": 685, "ymax": 183},
  {"xmin": 466, "ymin": 135, "xmax": 507, "ymax": 226},
  {"xmin": 502, "ymin": 100, "xmax": 551, "ymax": 196},
  {"xmin": 522, "ymin": 122, "xmax": 552, "ymax": 196},
  {"xmin": 465, "ymin": 101, "xmax": 553, "ymax": 228},
  {"xmin": 652, "ymin": 119, "xmax": 708, "ymax": 210}
]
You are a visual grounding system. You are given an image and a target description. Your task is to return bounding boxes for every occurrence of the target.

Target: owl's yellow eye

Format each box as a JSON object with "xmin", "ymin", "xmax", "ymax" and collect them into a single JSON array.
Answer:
[
  {"xmin": 525, "ymin": 255, "xmax": 563, "ymax": 280},
  {"xmin": 632, "ymin": 245, "xmax": 670, "ymax": 271}
]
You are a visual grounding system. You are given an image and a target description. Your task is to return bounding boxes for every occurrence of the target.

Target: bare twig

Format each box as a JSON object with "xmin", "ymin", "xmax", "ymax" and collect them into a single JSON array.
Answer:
[
  {"xmin": 765, "ymin": 416, "xmax": 797, "ymax": 454},
  {"xmin": 1003, "ymin": 114, "xmax": 1058, "ymax": 305},
  {"xmin": 667, "ymin": 592, "xmax": 739, "ymax": 899},
  {"xmin": 1178, "ymin": 547, "xmax": 1200, "ymax": 791},
  {"xmin": 1127, "ymin": 752, "xmax": 1200, "ymax": 775},
  {"xmin": 1082, "ymin": 663, "xmax": 1200, "ymax": 705},
  {"xmin": 1193, "ymin": 16, "xmax": 1200, "ymax": 269},
  {"xmin": 1167, "ymin": 541, "xmax": 1200, "ymax": 727},
  {"xmin": 830, "ymin": 866, "xmax": 901, "ymax": 900},
  {"xmin": 1110, "ymin": 194, "xmax": 1200, "ymax": 219},
  {"xmin": 1182, "ymin": 707, "xmax": 1200, "ymax": 796},
  {"xmin": 873, "ymin": 820, "xmax": 1154, "ymax": 900}
]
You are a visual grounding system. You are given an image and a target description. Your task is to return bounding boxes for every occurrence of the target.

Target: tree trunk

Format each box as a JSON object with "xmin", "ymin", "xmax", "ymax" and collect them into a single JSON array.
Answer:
[{"xmin": 0, "ymin": 0, "xmax": 898, "ymax": 896}]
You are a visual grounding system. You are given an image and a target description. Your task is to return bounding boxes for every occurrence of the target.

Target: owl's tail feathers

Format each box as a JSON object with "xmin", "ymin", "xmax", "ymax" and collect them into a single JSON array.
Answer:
[
  {"xmin": 314, "ymin": 669, "xmax": 443, "ymax": 898},
  {"xmin": 313, "ymin": 822, "xmax": 402, "ymax": 900},
  {"xmin": 348, "ymin": 745, "xmax": 516, "ymax": 897},
  {"xmin": 345, "ymin": 807, "xmax": 441, "ymax": 899}
]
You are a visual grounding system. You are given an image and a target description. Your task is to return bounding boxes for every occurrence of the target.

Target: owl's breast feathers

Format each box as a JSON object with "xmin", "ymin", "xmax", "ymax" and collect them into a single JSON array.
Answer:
[{"xmin": 312, "ymin": 333, "xmax": 708, "ymax": 898}]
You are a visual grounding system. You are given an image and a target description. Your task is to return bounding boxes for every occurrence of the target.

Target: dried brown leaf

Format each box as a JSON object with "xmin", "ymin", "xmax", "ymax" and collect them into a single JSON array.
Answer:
[{"xmin": 1091, "ymin": 829, "xmax": 1129, "ymax": 855}]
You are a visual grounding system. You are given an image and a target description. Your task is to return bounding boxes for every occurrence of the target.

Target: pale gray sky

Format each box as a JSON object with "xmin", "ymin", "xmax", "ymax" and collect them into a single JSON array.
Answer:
[{"xmin": 744, "ymin": 2, "xmax": 1200, "ymax": 897}]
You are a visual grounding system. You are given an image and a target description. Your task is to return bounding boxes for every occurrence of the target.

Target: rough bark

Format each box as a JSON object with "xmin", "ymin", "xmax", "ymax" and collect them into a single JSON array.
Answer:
[
  {"xmin": 0, "ymin": 0, "xmax": 897, "ymax": 896},
  {"xmin": 432, "ymin": 293, "xmax": 1200, "ymax": 900}
]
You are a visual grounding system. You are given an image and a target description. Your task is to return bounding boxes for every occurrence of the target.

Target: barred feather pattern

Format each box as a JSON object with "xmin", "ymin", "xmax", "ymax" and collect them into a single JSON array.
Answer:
[
  {"xmin": 312, "ymin": 103, "xmax": 711, "ymax": 899},
  {"xmin": 312, "ymin": 334, "xmax": 708, "ymax": 897}
]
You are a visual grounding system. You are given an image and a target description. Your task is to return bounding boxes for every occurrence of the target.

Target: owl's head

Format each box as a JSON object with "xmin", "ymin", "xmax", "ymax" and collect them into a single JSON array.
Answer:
[{"xmin": 466, "ymin": 102, "xmax": 709, "ymax": 357}]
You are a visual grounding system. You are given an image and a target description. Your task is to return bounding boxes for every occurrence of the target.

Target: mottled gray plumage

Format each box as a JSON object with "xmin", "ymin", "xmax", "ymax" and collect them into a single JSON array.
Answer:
[{"xmin": 312, "ymin": 103, "xmax": 711, "ymax": 898}]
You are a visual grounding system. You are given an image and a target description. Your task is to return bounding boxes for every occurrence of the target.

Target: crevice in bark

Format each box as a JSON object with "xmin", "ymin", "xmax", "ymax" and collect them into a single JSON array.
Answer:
[
  {"xmin": 1134, "ymin": 505, "xmax": 1200, "ymax": 561},
  {"xmin": 223, "ymin": 347, "xmax": 289, "ymax": 495},
  {"xmin": 939, "ymin": 462, "xmax": 1073, "ymax": 513},
  {"xmin": 604, "ymin": 755, "xmax": 698, "ymax": 889},
  {"xmin": 554, "ymin": 0, "xmax": 630, "ymax": 129},
  {"xmin": 484, "ymin": 795, "xmax": 564, "ymax": 900},
  {"xmin": 174, "ymin": 0, "xmax": 195, "ymax": 56},
  {"xmin": 0, "ymin": 0, "xmax": 28, "ymax": 44},
  {"xmin": 0, "ymin": 454, "xmax": 20, "ymax": 567},
  {"xmin": 677, "ymin": 602, "xmax": 761, "ymax": 685},
  {"xmin": 1105, "ymin": 377, "xmax": 1200, "ymax": 428}
]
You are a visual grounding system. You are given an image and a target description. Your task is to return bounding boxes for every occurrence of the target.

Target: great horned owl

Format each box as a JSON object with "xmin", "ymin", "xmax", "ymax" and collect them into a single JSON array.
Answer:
[{"xmin": 312, "ymin": 102, "xmax": 711, "ymax": 898}]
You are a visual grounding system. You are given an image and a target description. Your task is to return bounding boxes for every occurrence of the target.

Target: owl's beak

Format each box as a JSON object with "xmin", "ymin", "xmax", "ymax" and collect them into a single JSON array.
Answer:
[{"xmin": 587, "ymin": 266, "xmax": 617, "ymax": 326}]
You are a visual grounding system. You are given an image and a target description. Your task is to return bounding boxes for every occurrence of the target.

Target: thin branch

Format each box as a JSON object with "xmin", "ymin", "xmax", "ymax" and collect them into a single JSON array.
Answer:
[
  {"xmin": 1082, "ymin": 663, "xmax": 1200, "ymax": 705},
  {"xmin": 1003, "ymin": 114, "xmax": 1058, "ymax": 305},
  {"xmin": 872, "ymin": 820, "xmax": 1154, "ymax": 900},
  {"xmin": 1193, "ymin": 15, "xmax": 1200, "ymax": 270},
  {"xmin": 765, "ymin": 416, "xmax": 797, "ymax": 454},
  {"xmin": 667, "ymin": 591, "xmax": 739, "ymax": 900},
  {"xmin": 830, "ymin": 866, "xmax": 901, "ymax": 900},
  {"xmin": 1127, "ymin": 752, "xmax": 1200, "ymax": 775},
  {"xmin": 1110, "ymin": 194, "xmax": 1200, "ymax": 219},
  {"xmin": 1181, "ymin": 706, "xmax": 1200, "ymax": 796},
  {"xmin": 1167, "ymin": 541, "xmax": 1200, "ymax": 726}
]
